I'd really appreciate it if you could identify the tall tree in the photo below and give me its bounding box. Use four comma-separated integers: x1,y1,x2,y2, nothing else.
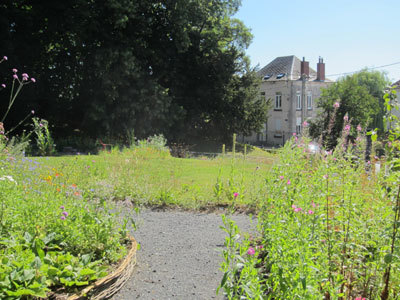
309,71,384,148
0,0,267,144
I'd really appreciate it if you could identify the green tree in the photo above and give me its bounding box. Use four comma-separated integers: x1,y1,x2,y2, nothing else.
310,71,382,149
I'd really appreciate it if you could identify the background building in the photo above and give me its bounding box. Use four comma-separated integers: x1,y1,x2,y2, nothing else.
241,55,333,146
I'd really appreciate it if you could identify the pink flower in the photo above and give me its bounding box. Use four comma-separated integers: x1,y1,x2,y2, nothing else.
294,207,302,212
355,297,366,300
1,84,5,88
357,124,362,131
323,174,328,179
311,201,316,208
12,68,17,73
13,74,18,80
22,73,29,78
3,56,7,61
292,204,297,209
287,180,291,185
279,176,284,180
303,121,309,127
39,123,43,127
333,102,340,108
60,216,66,220
344,124,351,131
247,247,255,255
343,115,349,122
60,205,65,210
293,132,296,136
256,245,263,249
333,157,337,161
233,192,239,198
308,210,314,215
31,78,36,83
31,110,35,114
62,211,68,217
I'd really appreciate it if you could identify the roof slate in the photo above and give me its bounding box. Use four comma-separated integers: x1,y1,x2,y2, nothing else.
257,55,322,81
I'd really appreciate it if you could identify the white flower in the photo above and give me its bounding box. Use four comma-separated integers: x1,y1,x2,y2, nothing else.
0,175,17,184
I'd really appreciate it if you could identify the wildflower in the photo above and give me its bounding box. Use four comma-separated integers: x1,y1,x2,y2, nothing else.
247,247,255,255
3,56,7,60
0,175,17,184
294,207,302,212
303,120,309,127
13,74,18,80
1,84,5,88
256,245,263,249
60,205,65,210
308,209,314,215
323,174,328,179
62,211,68,217
12,68,17,73
333,102,340,108
357,124,362,131
233,192,239,198
311,201,316,208
31,78,36,83
292,204,297,209
343,115,348,121
279,175,284,180
31,110,35,114
287,180,291,185
293,132,296,136
344,124,351,131
355,297,366,300
22,73,29,81
60,216,66,220
39,123,43,127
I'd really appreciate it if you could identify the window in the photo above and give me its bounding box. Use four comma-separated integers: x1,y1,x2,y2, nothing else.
275,93,282,109
307,93,312,109
275,119,281,131
296,93,301,110
296,117,301,134
276,73,286,79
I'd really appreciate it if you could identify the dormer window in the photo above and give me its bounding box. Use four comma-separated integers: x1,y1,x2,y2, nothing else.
276,73,286,79
263,74,272,80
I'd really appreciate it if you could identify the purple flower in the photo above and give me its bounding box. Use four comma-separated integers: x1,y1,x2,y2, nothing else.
344,124,351,131
62,211,68,217
13,74,18,80
1,84,5,88
39,123,43,127
3,56,7,61
12,68,17,73
247,247,255,255
60,205,65,210
31,78,36,83
22,73,29,78
60,216,66,220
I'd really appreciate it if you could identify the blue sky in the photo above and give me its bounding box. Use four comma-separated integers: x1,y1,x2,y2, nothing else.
235,0,400,82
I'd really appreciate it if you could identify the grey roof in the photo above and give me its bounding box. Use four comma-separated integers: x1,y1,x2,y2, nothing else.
257,55,322,81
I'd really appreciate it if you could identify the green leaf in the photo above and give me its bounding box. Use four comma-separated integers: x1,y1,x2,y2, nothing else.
384,253,393,264
31,256,42,269
23,269,35,282
78,268,96,277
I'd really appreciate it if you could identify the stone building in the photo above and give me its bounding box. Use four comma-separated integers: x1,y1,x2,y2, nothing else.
241,55,333,146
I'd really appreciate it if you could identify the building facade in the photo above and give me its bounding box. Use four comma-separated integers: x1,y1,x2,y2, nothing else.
241,55,333,146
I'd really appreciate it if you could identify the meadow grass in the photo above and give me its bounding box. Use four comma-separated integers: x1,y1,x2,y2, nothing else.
38,146,276,211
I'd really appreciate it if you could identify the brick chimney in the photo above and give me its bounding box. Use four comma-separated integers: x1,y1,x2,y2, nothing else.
300,57,309,77
317,57,325,81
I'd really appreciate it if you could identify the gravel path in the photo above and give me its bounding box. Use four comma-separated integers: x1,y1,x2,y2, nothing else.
112,209,257,300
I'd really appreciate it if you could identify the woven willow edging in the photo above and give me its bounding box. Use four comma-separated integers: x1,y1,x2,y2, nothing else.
50,235,137,300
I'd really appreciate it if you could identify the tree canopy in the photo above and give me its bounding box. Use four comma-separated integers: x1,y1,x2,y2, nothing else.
309,70,389,149
0,0,267,144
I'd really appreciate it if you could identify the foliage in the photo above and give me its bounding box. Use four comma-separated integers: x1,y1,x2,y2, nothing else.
219,133,400,299
32,117,56,156
310,70,387,149
0,150,134,298
0,0,266,143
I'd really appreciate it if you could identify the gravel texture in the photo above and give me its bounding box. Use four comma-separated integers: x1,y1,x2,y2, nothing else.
112,209,257,300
